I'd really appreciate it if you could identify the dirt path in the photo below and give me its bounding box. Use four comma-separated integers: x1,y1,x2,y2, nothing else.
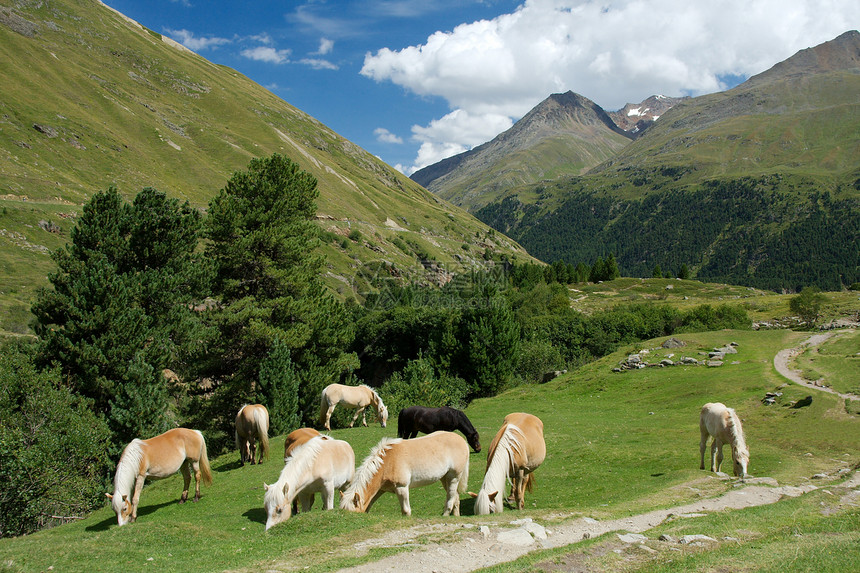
773,331,860,401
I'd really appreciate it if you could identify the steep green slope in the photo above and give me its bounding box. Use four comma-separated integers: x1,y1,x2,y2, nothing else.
475,31,860,291
0,0,532,333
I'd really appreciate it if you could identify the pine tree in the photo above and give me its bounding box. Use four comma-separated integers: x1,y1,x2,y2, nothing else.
205,154,357,423
32,187,209,443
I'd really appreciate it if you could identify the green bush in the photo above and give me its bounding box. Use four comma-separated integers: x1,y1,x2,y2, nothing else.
0,342,112,537
515,339,565,384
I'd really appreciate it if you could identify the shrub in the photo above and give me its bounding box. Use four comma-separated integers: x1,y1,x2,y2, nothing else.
382,356,468,419
0,342,112,536
516,339,565,384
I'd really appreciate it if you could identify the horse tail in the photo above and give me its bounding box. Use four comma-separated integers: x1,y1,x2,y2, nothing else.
256,406,270,461
235,404,246,455
397,408,409,439
319,388,329,426
198,432,213,486
458,458,470,495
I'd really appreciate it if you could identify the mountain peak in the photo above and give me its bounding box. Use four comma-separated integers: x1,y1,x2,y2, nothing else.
744,29,860,87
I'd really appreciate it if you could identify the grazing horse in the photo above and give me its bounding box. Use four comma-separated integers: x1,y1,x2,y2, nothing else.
319,383,388,431
471,413,545,514
235,404,270,466
263,435,355,530
398,406,481,452
283,427,322,462
107,428,213,526
283,427,324,514
700,402,749,478
341,431,469,516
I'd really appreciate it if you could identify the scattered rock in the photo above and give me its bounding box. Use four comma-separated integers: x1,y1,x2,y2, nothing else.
679,534,717,545
617,533,648,544
662,337,686,348
541,370,567,383
33,123,58,137
496,527,535,546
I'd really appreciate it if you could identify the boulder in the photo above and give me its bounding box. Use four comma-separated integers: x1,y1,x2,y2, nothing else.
662,337,686,349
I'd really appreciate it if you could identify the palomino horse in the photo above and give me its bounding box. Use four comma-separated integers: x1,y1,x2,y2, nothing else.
398,405,481,452
107,427,213,526
283,427,323,514
471,413,545,514
341,431,469,516
319,383,388,431
235,404,270,466
263,435,355,530
283,427,321,462
700,402,749,477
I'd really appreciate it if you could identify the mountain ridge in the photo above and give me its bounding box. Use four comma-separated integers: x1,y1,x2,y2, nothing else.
411,90,637,210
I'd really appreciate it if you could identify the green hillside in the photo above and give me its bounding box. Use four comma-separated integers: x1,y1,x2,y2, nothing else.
0,0,532,334
471,32,860,292
0,326,857,572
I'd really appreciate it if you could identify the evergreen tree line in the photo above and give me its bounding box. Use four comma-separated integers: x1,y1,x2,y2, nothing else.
0,154,748,536
475,176,860,292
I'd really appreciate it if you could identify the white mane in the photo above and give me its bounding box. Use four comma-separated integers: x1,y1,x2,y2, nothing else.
341,437,401,508
361,385,384,407
726,408,748,458
112,439,144,512
476,424,524,513
265,435,326,509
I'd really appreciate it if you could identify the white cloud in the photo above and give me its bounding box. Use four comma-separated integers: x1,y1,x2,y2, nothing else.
166,29,231,52
374,128,404,144
241,46,292,64
314,37,335,55
361,0,860,170
299,58,338,70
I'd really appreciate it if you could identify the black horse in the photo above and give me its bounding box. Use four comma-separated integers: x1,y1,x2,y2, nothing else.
397,406,481,452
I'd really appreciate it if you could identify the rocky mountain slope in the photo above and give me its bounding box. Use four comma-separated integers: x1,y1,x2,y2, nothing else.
0,0,532,333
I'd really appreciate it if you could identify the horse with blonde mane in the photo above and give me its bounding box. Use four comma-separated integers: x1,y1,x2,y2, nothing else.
235,404,270,466
263,435,354,530
107,428,213,526
319,383,388,431
283,427,323,514
700,402,749,478
341,431,469,516
470,413,545,515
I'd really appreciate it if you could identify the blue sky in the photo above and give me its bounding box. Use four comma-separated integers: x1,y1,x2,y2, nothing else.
101,1,859,175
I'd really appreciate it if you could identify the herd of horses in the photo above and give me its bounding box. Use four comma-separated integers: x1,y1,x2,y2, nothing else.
108,382,749,530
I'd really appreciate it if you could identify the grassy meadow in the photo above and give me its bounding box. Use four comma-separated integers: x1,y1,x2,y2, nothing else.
1,327,858,572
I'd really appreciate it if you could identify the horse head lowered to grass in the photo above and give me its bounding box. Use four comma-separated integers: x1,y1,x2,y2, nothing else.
341,431,469,516
700,402,749,478
397,405,481,452
263,434,354,530
319,383,388,431
106,427,213,526
471,412,545,514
